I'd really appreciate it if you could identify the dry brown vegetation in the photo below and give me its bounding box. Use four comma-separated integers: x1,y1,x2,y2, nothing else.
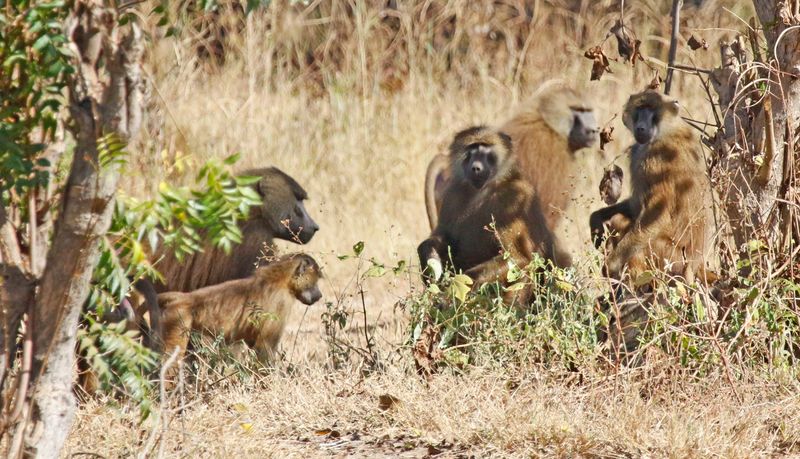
65,0,800,456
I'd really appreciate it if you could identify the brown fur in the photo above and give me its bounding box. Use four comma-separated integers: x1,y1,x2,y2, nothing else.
127,168,318,352
591,90,714,282
498,88,598,266
423,88,598,266
158,253,323,370
152,167,318,293
418,126,538,301
424,153,451,230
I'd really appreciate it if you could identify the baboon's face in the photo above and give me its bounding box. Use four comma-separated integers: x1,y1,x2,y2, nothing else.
277,199,319,244
461,144,498,190
568,109,599,151
290,255,323,305
631,106,659,145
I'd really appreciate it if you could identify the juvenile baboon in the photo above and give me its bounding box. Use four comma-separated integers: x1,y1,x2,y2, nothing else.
423,87,599,266
152,167,319,293
589,90,714,282
418,126,539,293
158,253,323,368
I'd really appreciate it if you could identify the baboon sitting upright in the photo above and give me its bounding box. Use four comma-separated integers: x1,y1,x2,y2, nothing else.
418,126,539,299
589,90,714,283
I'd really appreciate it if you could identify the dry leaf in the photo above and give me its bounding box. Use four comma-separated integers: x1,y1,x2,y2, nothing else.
378,393,400,411
599,125,614,151
687,34,708,51
584,46,612,81
609,20,643,65
413,324,443,378
599,165,624,205
648,73,662,91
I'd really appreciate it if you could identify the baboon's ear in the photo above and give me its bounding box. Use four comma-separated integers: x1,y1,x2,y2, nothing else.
498,131,513,152
294,255,312,274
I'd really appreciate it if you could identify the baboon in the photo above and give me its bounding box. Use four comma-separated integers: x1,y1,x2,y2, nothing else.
424,87,599,266
589,90,714,282
418,126,538,294
127,167,318,352
158,253,323,368
424,153,451,230
153,167,319,293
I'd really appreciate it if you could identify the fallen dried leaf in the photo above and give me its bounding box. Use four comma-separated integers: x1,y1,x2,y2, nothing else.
413,324,443,378
378,393,400,411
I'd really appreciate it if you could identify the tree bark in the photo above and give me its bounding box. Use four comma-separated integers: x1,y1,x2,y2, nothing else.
712,1,800,248
18,2,144,457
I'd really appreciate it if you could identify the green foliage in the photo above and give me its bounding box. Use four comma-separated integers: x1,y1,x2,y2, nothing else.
78,318,158,420
405,254,601,372
85,153,262,409
0,1,72,195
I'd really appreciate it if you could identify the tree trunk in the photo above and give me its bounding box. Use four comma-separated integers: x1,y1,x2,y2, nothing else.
18,2,144,457
713,1,800,249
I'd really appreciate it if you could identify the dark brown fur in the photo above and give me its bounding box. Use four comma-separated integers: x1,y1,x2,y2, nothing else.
130,168,318,351
158,253,323,370
590,90,714,282
418,126,538,300
152,167,318,293
423,88,598,267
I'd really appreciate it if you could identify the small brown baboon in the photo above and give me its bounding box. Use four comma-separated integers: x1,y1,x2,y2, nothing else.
589,90,714,282
158,253,323,368
423,87,599,266
418,126,538,294
125,167,318,352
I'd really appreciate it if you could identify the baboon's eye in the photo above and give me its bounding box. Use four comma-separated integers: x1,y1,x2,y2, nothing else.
487,154,497,166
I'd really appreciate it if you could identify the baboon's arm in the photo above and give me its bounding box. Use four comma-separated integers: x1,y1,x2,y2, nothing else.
589,199,636,249
417,233,448,283
464,221,534,286
604,195,672,279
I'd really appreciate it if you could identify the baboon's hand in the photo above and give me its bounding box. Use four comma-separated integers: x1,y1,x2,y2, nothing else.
425,258,443,283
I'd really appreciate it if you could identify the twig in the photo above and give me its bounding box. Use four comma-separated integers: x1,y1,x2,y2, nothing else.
664,0,683,95
671,63,712,74
359,285,373,357
139,347,180,459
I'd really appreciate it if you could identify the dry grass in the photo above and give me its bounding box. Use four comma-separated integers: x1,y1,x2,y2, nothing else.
65,1,800,457
69,364,800,457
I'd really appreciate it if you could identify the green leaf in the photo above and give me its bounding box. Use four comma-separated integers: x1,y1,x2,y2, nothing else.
352,241,365,257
